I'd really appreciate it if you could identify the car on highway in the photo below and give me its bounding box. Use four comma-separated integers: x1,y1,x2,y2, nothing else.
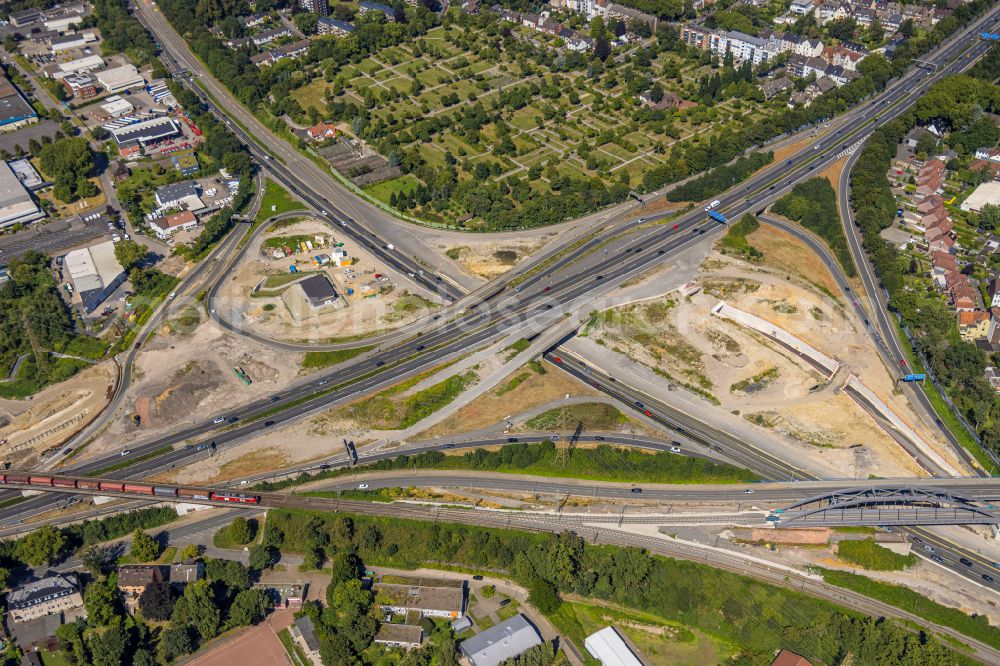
595,436,605,441
358,484,369,490
923,545,935,553
376,360,385,366
634,401,644,408
630,487,642,494
318,379,328,386
416,345,425,351
669,446,681,453
213,417,225,424
507,437,519,443
984,574,995,583
443,444,455,449
596,275,603,280
960,557,974,567
196,444,207,451
121,449,132,456
643,409,652,416
228,416,239,423
169,292,176,299
744,489,753,494
269,396,281,402
264,420,276,427
931,555,944,563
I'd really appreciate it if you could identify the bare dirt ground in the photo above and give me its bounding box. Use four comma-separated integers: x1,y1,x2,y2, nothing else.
442,237,550,279
79,318,304,462
581,225,949,479
419,362,604,438
0,362,115,467
214,217,438,343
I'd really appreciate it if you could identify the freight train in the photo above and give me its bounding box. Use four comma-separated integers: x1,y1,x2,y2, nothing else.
0,474,260,504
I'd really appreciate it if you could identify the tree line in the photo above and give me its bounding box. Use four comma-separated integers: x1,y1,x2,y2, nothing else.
772,177,858,277
266,509,969,665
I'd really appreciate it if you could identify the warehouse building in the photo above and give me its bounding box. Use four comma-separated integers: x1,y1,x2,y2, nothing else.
99,95,134,118
64,240,127,312
10,7,43,27
460,614,543,666
49,31,97,53
55,54,106,77
584,626,644,666
108,116,181,155
0,76,38,133
96,64,145,93
0,161,44,229
148,210,198,239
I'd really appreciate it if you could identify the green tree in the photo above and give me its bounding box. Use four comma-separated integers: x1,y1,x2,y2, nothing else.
138,580,177,621
172,579,221,640
38,137,97,203
113,240,148,271
181,543,202,561
130,528,160,562
84,579,120,626
16,524,66,566
81,545,115,576
204,558,251,590
979,203,1000,231
226,588,271,628
157,626,193,663
248,544,278,571
293,11,318,34
87,625,129,666
0,566,9,590
228,516,254,545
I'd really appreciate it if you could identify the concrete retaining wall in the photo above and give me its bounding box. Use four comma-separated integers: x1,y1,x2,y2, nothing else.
711,301,840,378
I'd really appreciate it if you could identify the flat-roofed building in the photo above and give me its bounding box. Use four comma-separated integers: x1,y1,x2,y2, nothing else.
108,117,181,155
99,96,134,118
62,73,98,98
375,624,422,649
64,240,126,312
460,614,543,666
374,581,465,619
298,273,339,308
0,76,38,133
55,54,106,77
0,161,43,229
8,574,83,623
9,159,43,190
584,626,643,666
96,64,144,93
49,31,97,53
45,14,87,33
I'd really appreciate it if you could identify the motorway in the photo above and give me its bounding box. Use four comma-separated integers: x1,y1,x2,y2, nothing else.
3,0,992,550
3,0,999,642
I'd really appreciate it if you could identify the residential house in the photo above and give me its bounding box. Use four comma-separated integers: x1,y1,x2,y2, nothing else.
789,0,814,15
8,574,84,623
253,27,292,46
974,147,1000,164
815,2,848,24
958,310,991,341
763,76,793,99
307,122,338,141
681,24,713,50
169,562,204,585
984,366,1000,393
148,210,198,239
118,565,167,598
359,1,397,21
772,650,815,666
317,17,355,35
110,161,130,182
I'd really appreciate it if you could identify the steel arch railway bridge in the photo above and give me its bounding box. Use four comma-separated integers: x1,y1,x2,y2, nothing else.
777,485,1000,527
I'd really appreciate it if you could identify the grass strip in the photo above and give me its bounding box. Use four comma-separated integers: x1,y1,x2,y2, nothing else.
819,568,1000,650
84,446,174,478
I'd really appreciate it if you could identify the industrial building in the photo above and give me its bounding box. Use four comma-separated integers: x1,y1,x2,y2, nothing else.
108,116,181,155
584,626,644,666
62,73,98,98
9,159,44,190
49,31,97,53
10,7,43,27
55,54,106,77
155,180,201,210
460,614,543,666
95,64,145,93
0,161,44,229
8,574,84,623
99,95,134,118
64,240,127,313
0,75,38,133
